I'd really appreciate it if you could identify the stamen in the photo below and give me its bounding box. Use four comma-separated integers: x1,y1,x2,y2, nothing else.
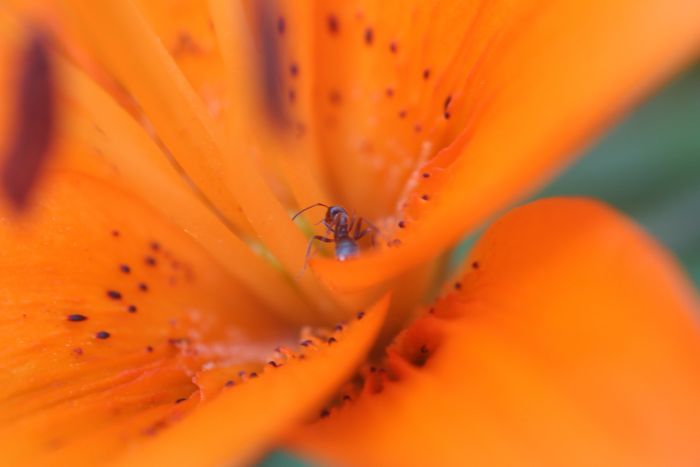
1,28,55,211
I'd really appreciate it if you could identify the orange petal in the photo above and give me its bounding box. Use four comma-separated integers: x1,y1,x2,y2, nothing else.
0,171,290,464
289,198,700,466
311,0,700,291
118,294,389,467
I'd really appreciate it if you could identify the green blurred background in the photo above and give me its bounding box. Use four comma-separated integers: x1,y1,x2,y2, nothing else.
257,63,700,466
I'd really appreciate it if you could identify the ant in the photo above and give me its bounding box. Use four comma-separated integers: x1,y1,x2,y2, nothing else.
292,203,378,267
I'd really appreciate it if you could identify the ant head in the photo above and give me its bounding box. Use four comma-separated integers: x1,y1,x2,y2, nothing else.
327,205,346,221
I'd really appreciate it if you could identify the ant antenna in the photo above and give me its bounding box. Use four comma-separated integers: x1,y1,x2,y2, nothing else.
292,202,329,221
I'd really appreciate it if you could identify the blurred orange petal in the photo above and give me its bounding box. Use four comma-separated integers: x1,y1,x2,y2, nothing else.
0,171,289,464
289,198,700,466
312,0,700,291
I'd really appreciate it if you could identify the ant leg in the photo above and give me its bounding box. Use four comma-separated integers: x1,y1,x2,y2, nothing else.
301,235,334,273
353,217,379,246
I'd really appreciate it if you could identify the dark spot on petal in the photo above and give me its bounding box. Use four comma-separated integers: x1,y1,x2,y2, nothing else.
288,89,296,103
289,62,299,77
420,345,429,354
398,110,406,119
389,41,398,53
249,372,259,378
146,345,154,353
149,241,160,252
1,29,56,211
398,221,406,228
268,360,280,368
224,380,235,387
422,172,430,178
72,347,83,356
472,261,480,269
327,337,337,345
414,124,422,133
369,366,377,373
364,28,373,45
320,409,330,418
175,398,187,404
127,304,137,313
356,311,365,320
277,16,286,35
421,194,430,201
95,331,111,339
111,230,120,237
328,90,342,105
454,282,462,290
334,323,344,331
422,68,431,80
342,394,351,401
327,15,339,34
107,290,122,300
443,95,452,119
429,307,435,314
119,264,131,274
385,87,394,98
300,339,313,347
145,256,157,267
67,314,87,322
138,282,149,292
255,1,289,129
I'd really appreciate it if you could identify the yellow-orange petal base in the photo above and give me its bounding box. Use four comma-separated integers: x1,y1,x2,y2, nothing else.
288,198,700,467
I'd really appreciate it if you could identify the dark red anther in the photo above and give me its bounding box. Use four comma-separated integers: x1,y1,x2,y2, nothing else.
1,29,56,211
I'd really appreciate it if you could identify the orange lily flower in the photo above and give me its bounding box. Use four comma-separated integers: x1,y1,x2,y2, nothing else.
1,0,700,466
